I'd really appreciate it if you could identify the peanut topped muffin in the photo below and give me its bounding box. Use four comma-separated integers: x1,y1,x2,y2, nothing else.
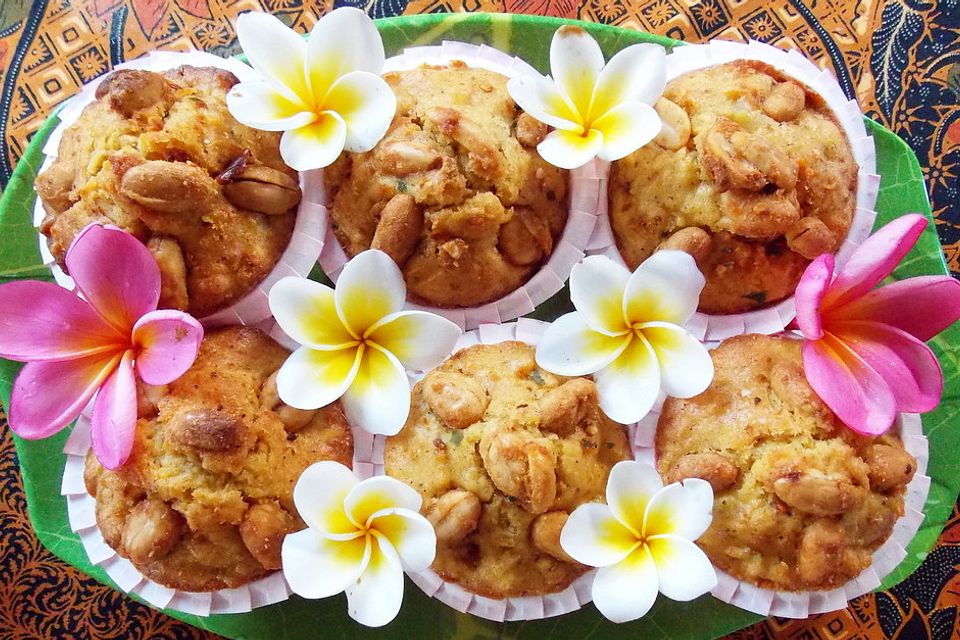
656,335,915,591
326,62,568,308
83,326,353,591
36,66,300,317
610,60,857,314
385,341,630,598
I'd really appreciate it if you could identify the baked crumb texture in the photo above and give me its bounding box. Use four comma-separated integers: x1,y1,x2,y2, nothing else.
83,326,353,591
656,335,916,592
385,341,631,598
610,60,857,314
326,63,569,308
36,66,299,318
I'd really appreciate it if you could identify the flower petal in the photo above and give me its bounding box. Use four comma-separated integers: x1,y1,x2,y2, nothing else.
269,277,358,349
647,534,717,601
345,532,405,627
831,275,960,342
236,11,310,105
345,475,423,528
590,43,666,119
90,350,137,470
643,478,713,540
66,224,160,334
307,7,385,100
592,545,660,623
9,352,121,440
369,508,436,571
506,74,582,131
537,128,603,170
794,253,834,340
336,250,407,337
605,460,665,534
226,80,315,131
280,113,348,171
624,250,704,326
560,502,639,568
324,71,397,153
293,461,360,538
282,527,370,599
823,213,927,310
550,25,605,119
341,345,410,436
802,335,897,435
833,320,943,413
593,333,660,424
593,101,661,162
639,322,712,398
367,311,461,371
0,280,123,361
535,312,631,377
569,255,631,336
131,310,203,385
276,346,362,410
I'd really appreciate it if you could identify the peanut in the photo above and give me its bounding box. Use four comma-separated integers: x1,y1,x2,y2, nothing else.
422,371,489,429
426,490,482,544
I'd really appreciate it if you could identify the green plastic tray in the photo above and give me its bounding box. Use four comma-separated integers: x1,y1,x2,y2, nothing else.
1,12,957,640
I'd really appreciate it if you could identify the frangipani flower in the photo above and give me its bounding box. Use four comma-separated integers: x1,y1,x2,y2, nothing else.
283,461,436,627
269,250,461,435
0,224,203,469
507,26,665,169
795,213,960,435
536,251,713,424
561,461,716,623
226,8,396,170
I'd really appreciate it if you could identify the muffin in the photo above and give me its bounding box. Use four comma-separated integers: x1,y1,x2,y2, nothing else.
36,66,301,318
325,62,568,308
83,326,353,591
384,341,630,598
609,60,857,314
656,334,915,591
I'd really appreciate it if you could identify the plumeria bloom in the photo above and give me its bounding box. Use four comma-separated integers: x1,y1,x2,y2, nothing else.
507,26,665,169
269,250,461,435
283,461,436,627
795,213,960,435
226,8,396,170
561,461,716,623
536,251,713,424
0,224,203,469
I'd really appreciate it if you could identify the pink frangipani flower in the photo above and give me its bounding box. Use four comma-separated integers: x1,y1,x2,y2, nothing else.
795,214,960,435
0,224,203,469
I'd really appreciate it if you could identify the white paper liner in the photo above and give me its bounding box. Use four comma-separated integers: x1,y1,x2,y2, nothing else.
32,49,325,327
634,377,931,619
317,42,604,330
60,411,293,615
587,39,880,341
351,317,643,621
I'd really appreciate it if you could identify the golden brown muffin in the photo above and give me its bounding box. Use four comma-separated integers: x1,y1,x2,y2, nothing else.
656,335,915,591
384,341,630,598
610,60,857,314
326,62,568,308
36,66,300,318
83,326,353,591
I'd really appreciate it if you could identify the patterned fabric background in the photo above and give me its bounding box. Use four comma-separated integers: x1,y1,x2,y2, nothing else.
0,1,958,638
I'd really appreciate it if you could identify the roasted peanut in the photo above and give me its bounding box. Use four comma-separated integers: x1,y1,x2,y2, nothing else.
239,502,292,570
653,98,691,150
864,444,916,492
531,511,575,562
480,431,557,514
539,379,597,437
668,452,739,492
422,371,489,429
657,227,713,264
379,140,443,175
371,193,423,266
122,498,184,564
135,381,169,419
762,81,806,122
261,371,317,433
147,237,189,311
170,409,244,451
426,489,482,544
719,190,800,240
798,519,846,587
516,112,550,147
773,471,863,516
95,69,172,117
699,118,797,192
785,216,836,259
222,164,301,215
35,162,76,214
498,207,554,267
120,160,218,214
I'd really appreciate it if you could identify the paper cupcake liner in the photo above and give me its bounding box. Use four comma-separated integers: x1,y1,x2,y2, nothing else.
633,380,930,619
317,42,604,330
351,317,642,621
587,39,880,341
59,412,292,615
33,49,325,327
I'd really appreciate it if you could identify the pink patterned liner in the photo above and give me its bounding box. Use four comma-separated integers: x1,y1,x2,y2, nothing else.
317,42,603,331
33,49,326,327
587,39,881,341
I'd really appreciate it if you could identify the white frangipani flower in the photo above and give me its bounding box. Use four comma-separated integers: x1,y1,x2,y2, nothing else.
268,250,461,435
282,462,437,627
226,8,397,170
561,461,717,623
507,25,666,169
535,251,713,424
